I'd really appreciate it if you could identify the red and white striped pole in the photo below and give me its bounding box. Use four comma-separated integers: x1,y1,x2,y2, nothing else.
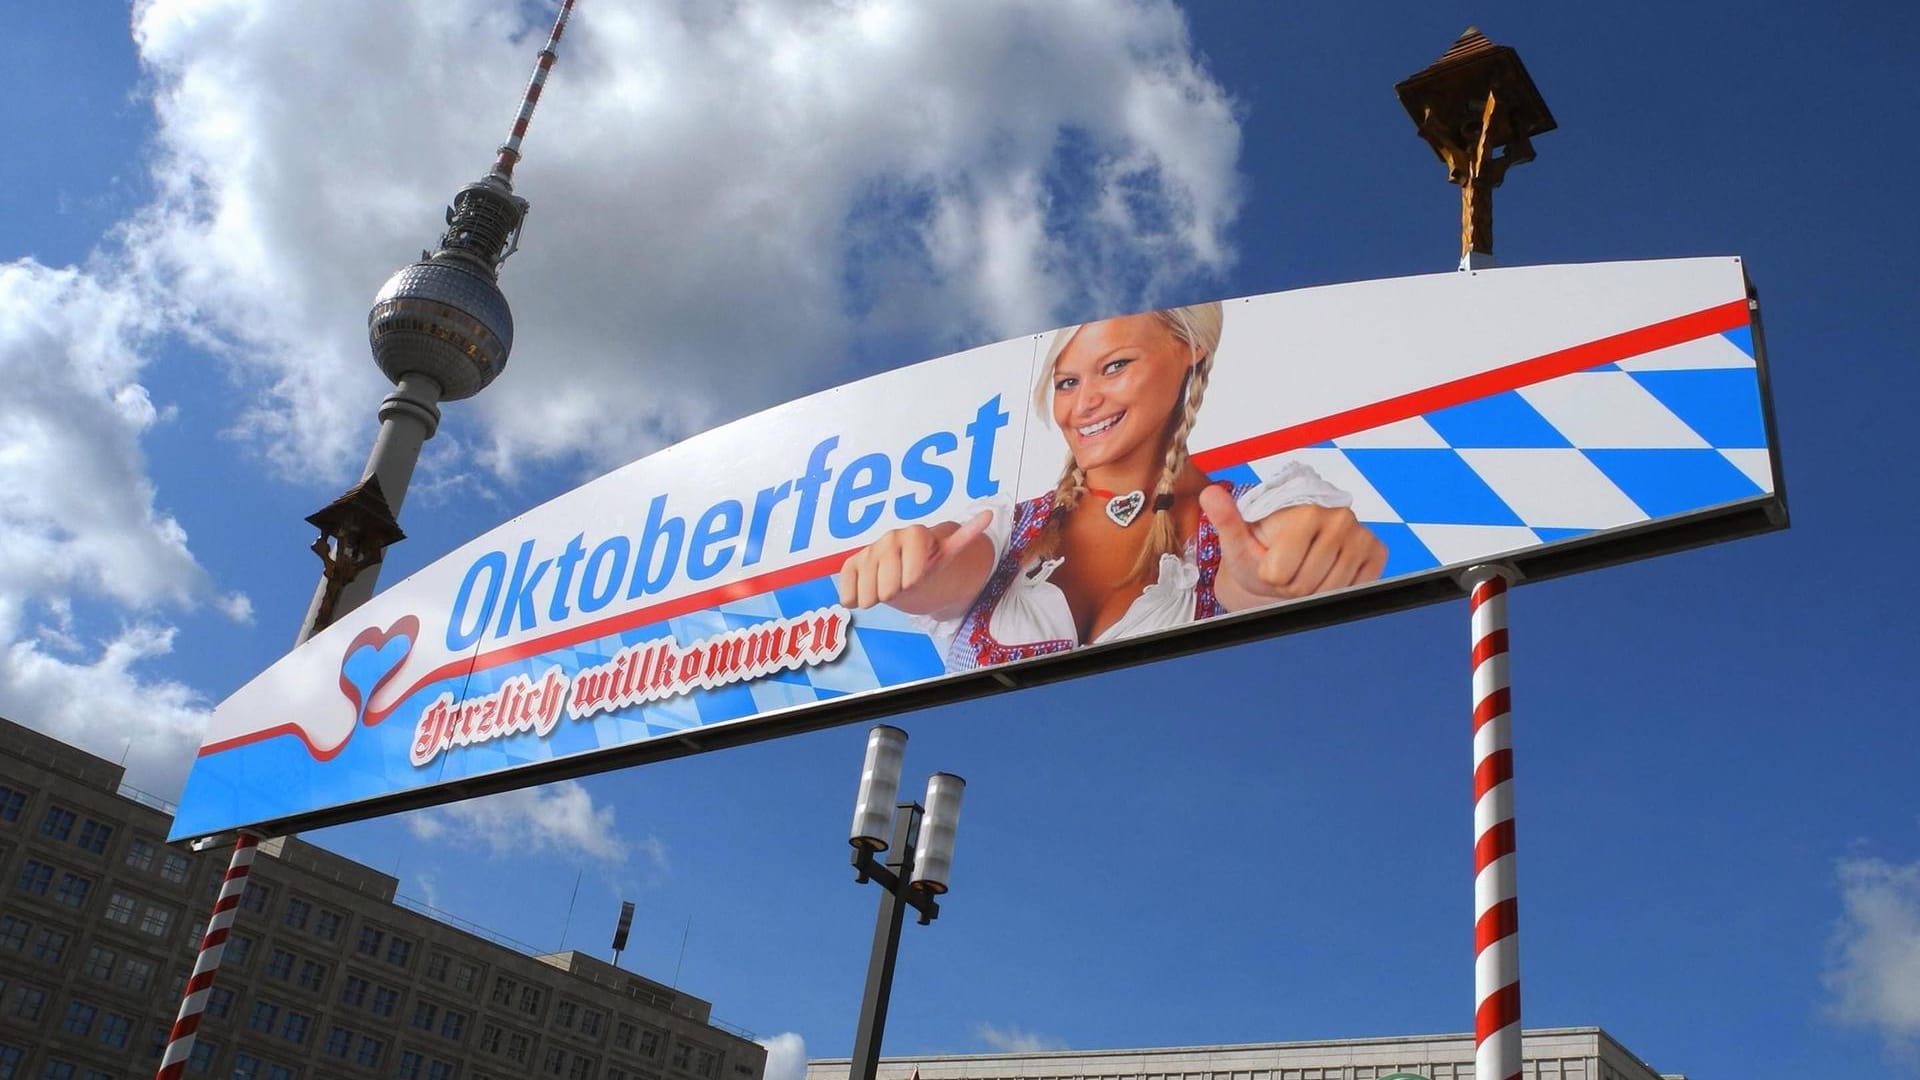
155,832,259,1080
1467,565,1521,1080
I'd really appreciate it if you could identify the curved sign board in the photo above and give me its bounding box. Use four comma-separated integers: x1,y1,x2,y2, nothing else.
173,257,1785,840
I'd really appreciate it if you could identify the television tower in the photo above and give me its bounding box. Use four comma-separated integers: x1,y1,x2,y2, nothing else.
297,0,577,645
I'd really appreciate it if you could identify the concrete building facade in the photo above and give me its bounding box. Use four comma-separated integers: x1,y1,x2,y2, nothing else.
0,717,767,1080
806,1029,1681,1080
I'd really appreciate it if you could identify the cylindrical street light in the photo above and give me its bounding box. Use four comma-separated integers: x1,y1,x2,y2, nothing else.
844,727,964,1080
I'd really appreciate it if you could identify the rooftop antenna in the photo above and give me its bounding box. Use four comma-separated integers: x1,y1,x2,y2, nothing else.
298,0,580,643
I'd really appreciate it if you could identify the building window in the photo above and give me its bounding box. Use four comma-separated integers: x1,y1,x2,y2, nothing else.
489,976,517,1007
0,1049,20,1080
387,936,413,968
75,819,114,854
55,872,91,907
9,985,47,1021
579,1010,603,1038
427,1061,456,1080
479,1024,503,1054
694,1049,716,1078
118,957,154,992
248,1001,280,1033
283,898,310,930
124,838,156,871
225,933,253,968
357,926,386,957
542,1048,567,1076
105,892,136,924
315,908,342,941
139,905,173,937
266,1067,294,1080
638,1030,660,1056
453,962,481,992
412,1001,437,1030
441,1010,467,1041
265,949,294,981
14,860,53,895
231,1054,261,1080
614,1022,635,1050
341,975,369,1007
0,784,26,821
426,953,450,982
506,1034,531,1066
61,1000,98,1035
671,1043,693,1069
0,916,27,951
81,944,115,979
280,1010,311,1044
188,1039,218,1074
372,986,400,1017
297,958,328,991
518,986,545,1017
39,1060,77,1080
356,1037,385,1068
29,927,69,965
39,806,76,841
239,880,272,915
97,1012,133,1049
556,1001,578,1028
207,986,235,1018
160,852,191,884
570,1055,596,1080
398,1052,424,1080
324,1027,353,1058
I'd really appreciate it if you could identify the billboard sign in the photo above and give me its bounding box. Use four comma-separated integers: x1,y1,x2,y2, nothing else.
172,257,1784,840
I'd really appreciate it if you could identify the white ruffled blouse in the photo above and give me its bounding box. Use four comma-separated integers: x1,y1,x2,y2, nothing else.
917,460,1352,671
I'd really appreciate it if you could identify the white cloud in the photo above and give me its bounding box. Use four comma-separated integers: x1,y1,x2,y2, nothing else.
2,621,212,801
405,780,646,865
1827,855,1920,1061
0,258,247,797
123,0,1243,482
974,1023,1069,1053
758,1032,808,1080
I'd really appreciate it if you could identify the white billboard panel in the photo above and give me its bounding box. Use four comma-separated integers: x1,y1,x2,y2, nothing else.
172,257,1783,840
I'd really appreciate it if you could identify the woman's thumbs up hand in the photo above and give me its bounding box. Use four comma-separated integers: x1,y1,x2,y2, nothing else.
835,510,996,615
1198,485,1388,611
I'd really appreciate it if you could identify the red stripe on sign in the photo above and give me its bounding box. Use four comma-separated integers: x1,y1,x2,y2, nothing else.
1474,897,1519,952
1191,299,1748,471
1472,628,1508,668
1474,749,1513,800
1472,688,1511,733
1474,819,1516,872
1475,982,1522,1042
201,299,1746,761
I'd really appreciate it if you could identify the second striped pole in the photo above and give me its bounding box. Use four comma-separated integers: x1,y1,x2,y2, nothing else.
1467,565,1521,1080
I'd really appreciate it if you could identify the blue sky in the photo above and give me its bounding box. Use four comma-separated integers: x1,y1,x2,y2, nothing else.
3,3,1917,1079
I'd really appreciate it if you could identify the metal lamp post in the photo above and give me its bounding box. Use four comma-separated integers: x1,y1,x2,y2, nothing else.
845,726,964,1080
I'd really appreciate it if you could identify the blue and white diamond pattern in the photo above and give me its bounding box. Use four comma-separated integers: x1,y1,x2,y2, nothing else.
1213,328,1771,577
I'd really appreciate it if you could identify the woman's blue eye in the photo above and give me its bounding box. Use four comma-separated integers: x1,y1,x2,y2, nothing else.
1102,358,1133,376
1055,376,1077,391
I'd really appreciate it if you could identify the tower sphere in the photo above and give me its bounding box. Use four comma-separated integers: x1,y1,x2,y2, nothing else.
367,259,514,401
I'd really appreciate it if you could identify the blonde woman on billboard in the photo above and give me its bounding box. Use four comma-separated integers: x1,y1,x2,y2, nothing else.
835,303,1387,672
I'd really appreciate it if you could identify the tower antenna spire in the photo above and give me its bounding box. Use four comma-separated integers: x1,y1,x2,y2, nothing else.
297,0,582,644
492,0,577,183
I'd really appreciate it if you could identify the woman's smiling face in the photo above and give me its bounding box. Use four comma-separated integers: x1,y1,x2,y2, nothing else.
1050,314,1194,477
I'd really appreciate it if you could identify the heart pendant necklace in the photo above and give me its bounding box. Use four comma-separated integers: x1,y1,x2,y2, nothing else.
1093,488,1147,527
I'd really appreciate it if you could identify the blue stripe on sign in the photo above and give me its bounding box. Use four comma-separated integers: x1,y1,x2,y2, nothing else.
1628,369,1767,448
1357,521,1441,578
692,681,759,725
1722,324,1755,357
849,625,946,686
1582,449,1763,519
772,576,841,618
1207,463,1261,487
1341,449,1526,526
1531,526,1593,544
1422,390,1572,449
